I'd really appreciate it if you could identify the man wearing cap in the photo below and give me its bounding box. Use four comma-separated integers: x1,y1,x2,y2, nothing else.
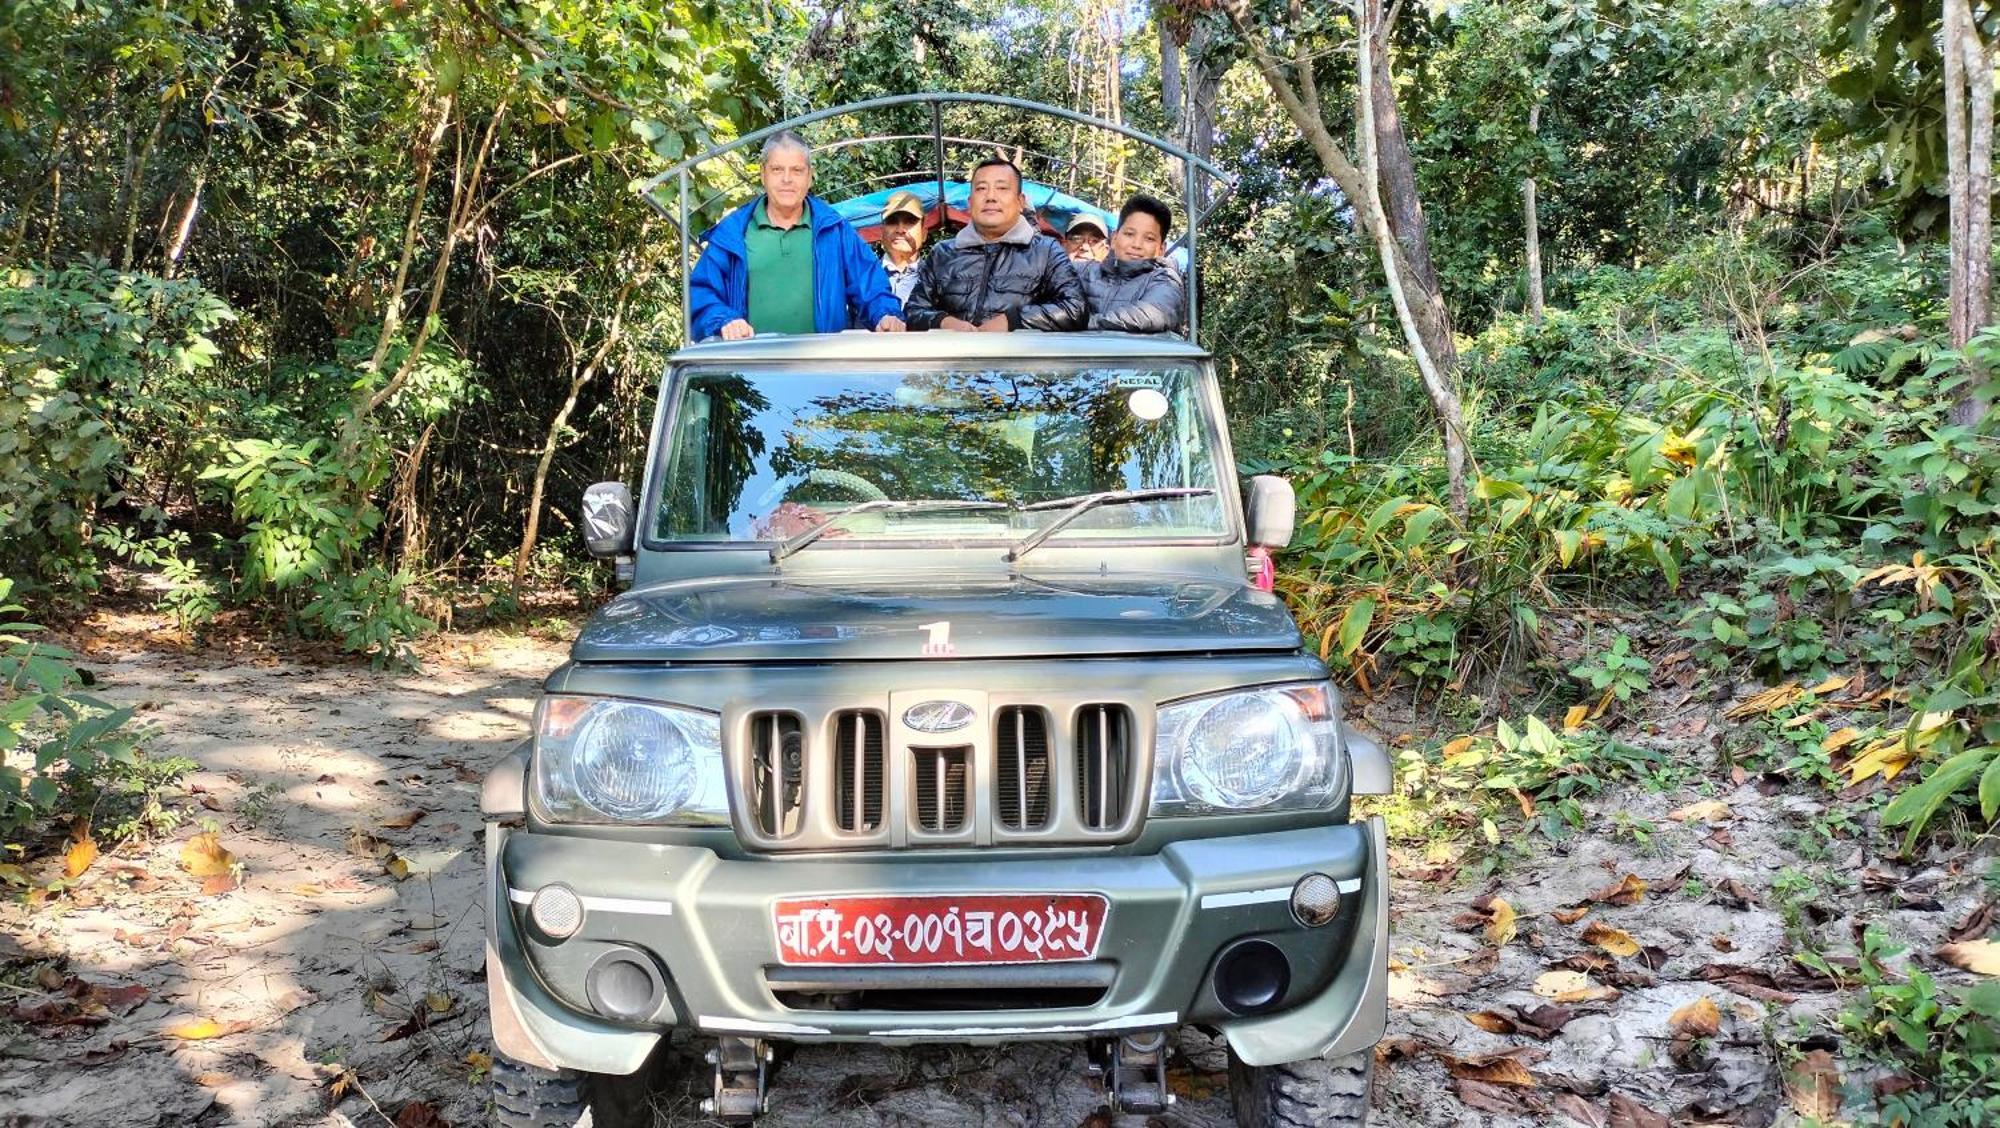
688,131,904,340
1076,193,1186,334
903,158,1085,333
1063,213,1110,263
878,190,928,305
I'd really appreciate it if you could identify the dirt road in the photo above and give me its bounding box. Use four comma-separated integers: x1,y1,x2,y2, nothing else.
1,621,1981,1126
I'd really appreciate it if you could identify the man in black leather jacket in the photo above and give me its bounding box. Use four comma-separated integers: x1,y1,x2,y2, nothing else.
903,159,1086,332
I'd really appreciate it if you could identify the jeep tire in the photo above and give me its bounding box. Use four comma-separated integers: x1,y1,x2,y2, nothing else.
1228,1048,1373,1127
491,1052,659,1128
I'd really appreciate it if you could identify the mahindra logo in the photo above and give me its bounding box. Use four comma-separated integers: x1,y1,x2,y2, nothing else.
903,700,975,734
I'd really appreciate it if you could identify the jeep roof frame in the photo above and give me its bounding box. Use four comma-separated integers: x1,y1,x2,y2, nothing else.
634,92,1234,345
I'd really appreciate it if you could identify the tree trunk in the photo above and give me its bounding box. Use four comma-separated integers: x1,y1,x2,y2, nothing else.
1221,0,1469,514
1159,16,1184,141
163,173,205,279
1945,0,1994,426
1365,0,1456,372
1523,101,1545,322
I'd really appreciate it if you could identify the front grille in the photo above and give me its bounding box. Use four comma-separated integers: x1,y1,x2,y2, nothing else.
912,746,970,833
748,712,804,837
995,707,1052,830
731,697,1145,849
833,711,885,832
1075,705,1133,829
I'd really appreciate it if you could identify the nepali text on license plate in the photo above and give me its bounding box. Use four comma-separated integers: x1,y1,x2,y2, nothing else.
772,893,1107,966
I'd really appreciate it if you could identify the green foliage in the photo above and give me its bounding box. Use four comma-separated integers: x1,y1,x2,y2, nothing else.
1569,634,1652,704
0,577,143,843
1836,926,2000,1127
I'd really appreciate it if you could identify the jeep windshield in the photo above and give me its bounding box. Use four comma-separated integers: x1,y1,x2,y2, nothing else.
649,362,1228,551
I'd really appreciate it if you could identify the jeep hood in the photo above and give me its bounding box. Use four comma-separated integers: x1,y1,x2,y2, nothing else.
569,573,1301,663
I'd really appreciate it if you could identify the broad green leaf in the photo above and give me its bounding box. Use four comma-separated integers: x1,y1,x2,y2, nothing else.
1338,598,1376,658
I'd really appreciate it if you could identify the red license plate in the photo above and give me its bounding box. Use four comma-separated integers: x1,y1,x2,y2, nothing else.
773,893,1107,966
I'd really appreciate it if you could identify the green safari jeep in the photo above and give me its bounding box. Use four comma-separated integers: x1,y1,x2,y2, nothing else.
478,96,1390,1127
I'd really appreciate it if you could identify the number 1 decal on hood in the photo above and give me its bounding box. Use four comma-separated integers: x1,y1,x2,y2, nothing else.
919,621,956,657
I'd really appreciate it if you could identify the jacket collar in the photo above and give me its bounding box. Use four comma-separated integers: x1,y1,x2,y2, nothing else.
953,216,1037,248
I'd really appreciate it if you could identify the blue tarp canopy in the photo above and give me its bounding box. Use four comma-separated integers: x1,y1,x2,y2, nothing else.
834,180,1117,243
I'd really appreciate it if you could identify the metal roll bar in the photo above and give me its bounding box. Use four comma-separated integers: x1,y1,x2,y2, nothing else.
634,93,1234,345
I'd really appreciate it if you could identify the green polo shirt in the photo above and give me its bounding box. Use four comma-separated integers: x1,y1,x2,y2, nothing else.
745,200,816,335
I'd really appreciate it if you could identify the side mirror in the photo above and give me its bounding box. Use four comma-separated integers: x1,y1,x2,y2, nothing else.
1245,475,1296,549
582,482,635,558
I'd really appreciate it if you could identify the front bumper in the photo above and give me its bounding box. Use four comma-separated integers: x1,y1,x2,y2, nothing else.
484,817,1387,1074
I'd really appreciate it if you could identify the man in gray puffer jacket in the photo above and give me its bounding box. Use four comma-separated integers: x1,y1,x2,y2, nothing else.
1077,194,1185,334
904,158,1086,332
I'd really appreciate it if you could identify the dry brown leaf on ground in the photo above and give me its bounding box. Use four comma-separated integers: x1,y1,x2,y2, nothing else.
1937,939,2000,976
380,810,427,831
1466,1011,1517,1034
1724,682,1801,719
392,1100,451,1128
1783,1049,1840,1119
64,836,98,879
1550,906,1592,925
77,1040,130,1068
1448,1056,1538,1087
1806,673,1853,696
1668,997,1721,1039
1552,1093,1607,1128
384,854,413,881
1581,921,1640,958
1666,800,1731,824
1486,897,1519,946
345,830,393,860
1581,873,1647,907
1534,970,1619,1004
1605,1093,1670,1128
199,873,239,896
179,832,235,878
165,1016,252,1041
1820,726,1864,753
1563,705,1590,732
1949,901,1997,942
1452,1078,1543,1117
1716,878,1760,908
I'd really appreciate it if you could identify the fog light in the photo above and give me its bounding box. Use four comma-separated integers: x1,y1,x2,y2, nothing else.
529,884,584,939
1213,939,1291,1015
586,950,666,1022
1291,872,1342,928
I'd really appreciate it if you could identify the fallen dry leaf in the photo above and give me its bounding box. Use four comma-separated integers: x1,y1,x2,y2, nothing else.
1534,970,1619,1004
1724,682,1801,719
1666,800,1731,824
1486,897,1519,946
1453,1077,1540,1117
1550,906,1592,925
1668,996,1721,1039
194,1072,233,1088
1448,1056,1538,1087
1606,1093,1669,1128
165,1017,251,1041
1716,878,1760,908
64,836,99,879
1582,873,1647,907
77,1040,130,1068
380,810,428,831
1937,939,2000,976
1711,934,1736,952
1553,1093,1607,1128
1783,1048,1841,1119
1806,673,1853,696
1949,901,1997,943
1563,705,1590,732
1581,921,1640,958
384,855,413,881
0,862,28,886
392,1100,450,1128
1466,1010,1517,1034
199,873,239,896
1820,726,1864,753
345,831,393,860
178,833,235,879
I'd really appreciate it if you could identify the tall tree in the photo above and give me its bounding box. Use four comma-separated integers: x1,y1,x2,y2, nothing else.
1943,0,1994,423
1220,0,1470,513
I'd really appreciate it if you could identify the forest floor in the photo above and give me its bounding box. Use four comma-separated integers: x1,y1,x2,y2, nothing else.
0,610,1992,1127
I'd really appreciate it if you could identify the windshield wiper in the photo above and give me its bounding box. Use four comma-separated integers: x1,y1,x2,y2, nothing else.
1004,488,1215,563
768,499,1008,564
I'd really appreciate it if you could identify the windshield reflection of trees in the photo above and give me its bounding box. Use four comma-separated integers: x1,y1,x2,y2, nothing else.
769,367,1195,504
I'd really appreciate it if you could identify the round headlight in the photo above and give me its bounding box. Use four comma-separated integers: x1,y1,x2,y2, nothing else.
1179,693,1311,809
573,702,698,819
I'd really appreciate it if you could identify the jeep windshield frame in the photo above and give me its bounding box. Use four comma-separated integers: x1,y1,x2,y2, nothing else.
638,358,1238,559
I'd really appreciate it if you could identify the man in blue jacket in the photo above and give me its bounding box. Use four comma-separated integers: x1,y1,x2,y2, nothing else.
689,131,904,340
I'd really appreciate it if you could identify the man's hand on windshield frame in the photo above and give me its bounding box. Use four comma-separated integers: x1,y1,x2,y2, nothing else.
720,319,754,341
875,314,906,332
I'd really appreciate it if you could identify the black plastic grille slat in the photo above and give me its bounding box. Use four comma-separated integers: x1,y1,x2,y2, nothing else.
749,713,804,837
913,747,970,832
834,712,884,832
995,708,1052,830
1074,705,1131,829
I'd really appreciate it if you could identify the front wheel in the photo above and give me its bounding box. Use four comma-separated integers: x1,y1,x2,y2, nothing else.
1228,1048,1373,1127
491,1051,660,1128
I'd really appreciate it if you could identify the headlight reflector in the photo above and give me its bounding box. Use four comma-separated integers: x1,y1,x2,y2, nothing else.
534,696,727,824
1150,683,1346,815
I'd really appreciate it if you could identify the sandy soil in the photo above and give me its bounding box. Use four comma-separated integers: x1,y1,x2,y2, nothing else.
1,618,1989,1127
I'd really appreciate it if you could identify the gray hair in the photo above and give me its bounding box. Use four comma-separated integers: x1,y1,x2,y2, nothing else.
761,130,811,164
